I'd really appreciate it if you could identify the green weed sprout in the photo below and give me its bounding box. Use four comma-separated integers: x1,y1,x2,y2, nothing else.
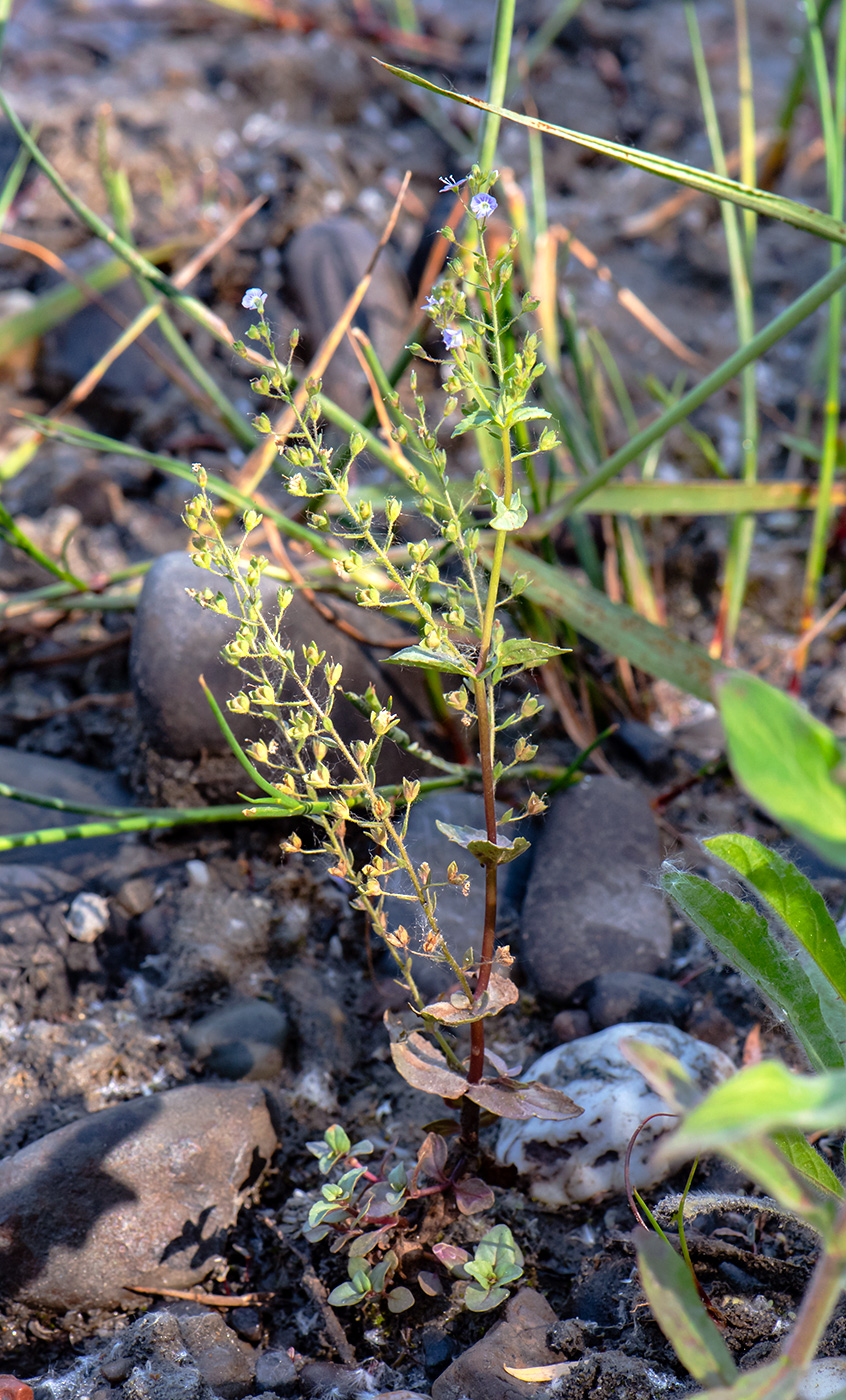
185,167,581,1164
629,671,846,1397
302,1125,510,1315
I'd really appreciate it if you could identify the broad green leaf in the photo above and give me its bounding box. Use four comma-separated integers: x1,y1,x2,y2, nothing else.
668,1060,846,1145
382,644,472,677
620,1038,705,1113
507,404,553,426
625,1045,841,1232
707,1134,838,1236
704,834,846,1061
661,865,845,1071
464,1282,509,1311
378,65,846,248
496,546,721,701
435,820,530,866
716,671,846,870
386,1286,414,1313
635,1227,737,1387
705,834,846,1002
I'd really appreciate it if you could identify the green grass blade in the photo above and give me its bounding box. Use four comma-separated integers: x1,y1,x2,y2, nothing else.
0,499,88,589
378,64,846,246
497,545,722,699
531,250,846,519
687,4,758,656
801,0,846,624
0,804,309,852
478,0,516,170
19,416,342,562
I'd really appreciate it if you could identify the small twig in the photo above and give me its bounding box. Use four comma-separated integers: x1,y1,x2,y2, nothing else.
122,1284,270,1307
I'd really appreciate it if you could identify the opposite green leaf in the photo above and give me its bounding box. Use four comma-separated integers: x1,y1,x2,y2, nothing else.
716,672,846,870
635,1227,737,1387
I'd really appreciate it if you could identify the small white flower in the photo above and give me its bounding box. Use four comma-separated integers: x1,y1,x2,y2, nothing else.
241,287,267,311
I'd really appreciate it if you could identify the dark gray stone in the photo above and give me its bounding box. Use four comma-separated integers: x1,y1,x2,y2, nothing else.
177,1313,255,1399
0,1083,277,1309
129,551,425,780
431,1289,560,1400
254,1350,297,1395
384,791,513,998
183,999,289,1080
519,777,672,1004
584,971,692,1029
0,746,135,871
613,720,672,775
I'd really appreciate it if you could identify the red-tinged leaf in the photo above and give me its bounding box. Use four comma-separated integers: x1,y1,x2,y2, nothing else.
418,1270,443,1297
421,972,519,1024
415,1131,448,1184
454,1176,496,1215
432,1242,470,1272
465,1077,583,1121
385,1013,468,1099
348,1226,395,1257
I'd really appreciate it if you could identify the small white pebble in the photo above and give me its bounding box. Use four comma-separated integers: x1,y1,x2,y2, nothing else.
66,892,110,943
798,1359,846,1399
185,859,210,886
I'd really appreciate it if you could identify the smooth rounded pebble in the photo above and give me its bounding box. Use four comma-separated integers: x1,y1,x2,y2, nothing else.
495,1022,734,1205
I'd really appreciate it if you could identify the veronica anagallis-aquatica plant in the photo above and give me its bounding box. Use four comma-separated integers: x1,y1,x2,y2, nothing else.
183,168,581,1164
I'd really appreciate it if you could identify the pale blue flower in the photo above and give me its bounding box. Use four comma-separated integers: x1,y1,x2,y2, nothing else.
443,327,463,351
421,293,439,315
241,287,267,311
439,174,467,192
470,193,497,223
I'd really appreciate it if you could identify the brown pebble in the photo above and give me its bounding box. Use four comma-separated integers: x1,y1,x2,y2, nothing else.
552,1008,591,1043
0,1377,35,1400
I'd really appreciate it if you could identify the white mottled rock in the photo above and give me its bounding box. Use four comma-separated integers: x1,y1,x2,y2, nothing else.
798,1359,846,1399
496,1023,734,1205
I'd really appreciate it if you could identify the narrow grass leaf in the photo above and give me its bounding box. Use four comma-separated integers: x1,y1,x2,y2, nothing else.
498,545,721,700
635,1227,737,1386
379,65,846,246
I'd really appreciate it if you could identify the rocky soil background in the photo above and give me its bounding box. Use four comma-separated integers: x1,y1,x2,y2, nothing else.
0,1,845,1398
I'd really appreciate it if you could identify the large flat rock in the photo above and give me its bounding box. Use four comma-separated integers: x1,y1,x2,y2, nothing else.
0,1083,277,1310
